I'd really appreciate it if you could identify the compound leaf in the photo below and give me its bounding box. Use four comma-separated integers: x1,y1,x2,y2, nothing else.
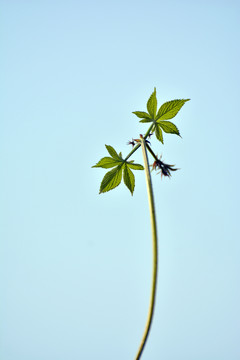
99,165,123,194
123,165,135,195
156,99,190,120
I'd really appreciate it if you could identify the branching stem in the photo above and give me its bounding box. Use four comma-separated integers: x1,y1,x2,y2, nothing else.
124,124,154,161
135,137,158,360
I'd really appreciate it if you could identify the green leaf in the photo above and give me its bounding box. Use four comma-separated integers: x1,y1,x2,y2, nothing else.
147,88,157,119
92,157,122,169
157,121,180,136
123,165,135,195
99,165,123,194
127,162,144,170
105,145,120,159
156,99,190,120
139,118,153,123
132,111,152,119
155,124,164,143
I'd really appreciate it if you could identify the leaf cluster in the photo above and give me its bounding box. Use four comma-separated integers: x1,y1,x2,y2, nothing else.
92,145,144,195
133,88,190,143
92,88,190,194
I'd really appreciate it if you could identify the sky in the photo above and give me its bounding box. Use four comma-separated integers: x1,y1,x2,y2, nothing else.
1,0,240,359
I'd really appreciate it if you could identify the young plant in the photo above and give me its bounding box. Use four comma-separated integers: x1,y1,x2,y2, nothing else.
92,88,190,359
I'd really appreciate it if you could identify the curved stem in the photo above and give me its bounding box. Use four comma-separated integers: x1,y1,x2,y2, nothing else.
135,138,158,360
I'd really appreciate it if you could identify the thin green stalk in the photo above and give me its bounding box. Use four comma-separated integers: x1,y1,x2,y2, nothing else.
125,143,141,161
135,138,158,360
143,123,155,140
146,143,158,161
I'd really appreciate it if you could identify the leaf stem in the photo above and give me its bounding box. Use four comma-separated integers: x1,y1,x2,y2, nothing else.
146,143,158,161
124,143,141,162
135,138,158,360
143,123,155,140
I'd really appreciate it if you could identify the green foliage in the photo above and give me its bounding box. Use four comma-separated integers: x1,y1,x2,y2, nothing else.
139,118,152,123
132,89,189,143
155,125,164,143
132,111,151,119
93,88,190,193
147,87,157,119
123,165,135,195
157,120,180,136
92,157,122,169
99,165,123,194
127,162,144,170
105,145,121,159
156,99,190,120
92,145,144,194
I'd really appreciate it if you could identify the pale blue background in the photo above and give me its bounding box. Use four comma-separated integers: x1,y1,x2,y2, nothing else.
1,1,240,359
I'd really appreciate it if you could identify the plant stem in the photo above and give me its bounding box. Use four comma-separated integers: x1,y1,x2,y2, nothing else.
135,138,158,360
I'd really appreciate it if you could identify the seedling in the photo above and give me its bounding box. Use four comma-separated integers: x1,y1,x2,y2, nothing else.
92,88,190,359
